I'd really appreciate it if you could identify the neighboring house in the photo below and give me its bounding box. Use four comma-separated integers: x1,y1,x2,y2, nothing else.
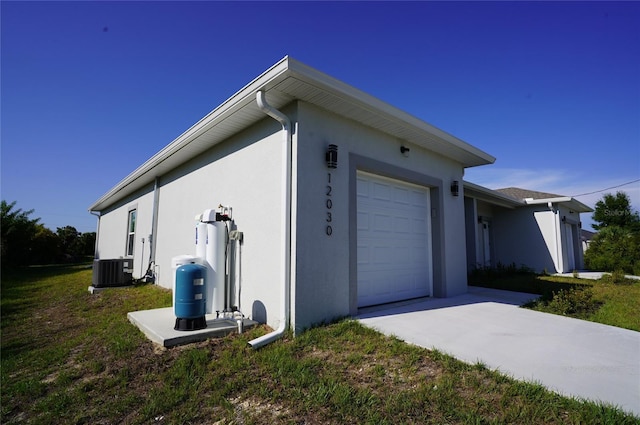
581,229,596,252
464,185,593,274
88,56,495,334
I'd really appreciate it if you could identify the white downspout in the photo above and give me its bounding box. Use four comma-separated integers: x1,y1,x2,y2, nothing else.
90,211,101,259
147,177,161,281
248,90,292,349
549,202,561,273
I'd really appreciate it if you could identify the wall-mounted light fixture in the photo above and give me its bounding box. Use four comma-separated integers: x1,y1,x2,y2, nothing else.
400,145,410,157
450,180,460,197
326,144,338,168
562,216,566,223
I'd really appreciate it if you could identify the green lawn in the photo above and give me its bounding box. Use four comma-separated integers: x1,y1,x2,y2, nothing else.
2,265,638,424
470,272,640,331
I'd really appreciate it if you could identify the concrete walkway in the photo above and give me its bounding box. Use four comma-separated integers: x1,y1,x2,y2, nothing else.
553,271,640,280
357,287,640,416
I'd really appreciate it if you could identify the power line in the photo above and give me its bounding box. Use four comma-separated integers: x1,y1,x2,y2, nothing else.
571,179,640,197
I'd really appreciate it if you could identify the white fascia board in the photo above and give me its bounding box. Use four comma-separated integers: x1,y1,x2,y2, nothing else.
286,58,496,167
525,197,593,213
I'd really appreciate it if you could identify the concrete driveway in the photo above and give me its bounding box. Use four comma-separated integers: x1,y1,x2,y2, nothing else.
357,286,640,416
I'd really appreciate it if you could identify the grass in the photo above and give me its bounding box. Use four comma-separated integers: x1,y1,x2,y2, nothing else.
2,265,639,424
470,269,640,331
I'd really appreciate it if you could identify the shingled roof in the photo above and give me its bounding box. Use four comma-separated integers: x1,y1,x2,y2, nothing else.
493,187,593,213
496,187,565,201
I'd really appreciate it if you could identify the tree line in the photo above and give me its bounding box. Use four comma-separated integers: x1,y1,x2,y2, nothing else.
1,200,96,268
2,193,638,274
584,191,640,275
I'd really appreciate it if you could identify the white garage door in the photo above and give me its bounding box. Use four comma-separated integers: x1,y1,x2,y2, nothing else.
357,171,432,307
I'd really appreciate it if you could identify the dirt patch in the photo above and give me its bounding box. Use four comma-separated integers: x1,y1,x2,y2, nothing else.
304,345,444,393
230,396,291,423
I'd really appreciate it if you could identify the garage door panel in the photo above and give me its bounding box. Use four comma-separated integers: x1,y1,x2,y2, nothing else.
395,246,411,265
412,218,427,232
373,182,392,201
357,178,370,197
394,187,411,205
357,171,432,307
411,190,428,207
373,246,393,264
373,214,393,233
395,216,411,233
357,212,369,231
357,245,370,265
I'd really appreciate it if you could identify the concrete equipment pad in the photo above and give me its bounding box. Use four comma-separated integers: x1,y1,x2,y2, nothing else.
358,286,640,416
128,307,258,348
88,285,135,294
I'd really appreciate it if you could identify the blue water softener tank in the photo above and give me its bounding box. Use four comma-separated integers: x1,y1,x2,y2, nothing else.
174,263,207,331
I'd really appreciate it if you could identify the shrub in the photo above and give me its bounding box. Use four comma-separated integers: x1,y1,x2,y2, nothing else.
599,270,634,285
611,269,627,284
584,226,639,274
469,263,535,283
538,287,601,318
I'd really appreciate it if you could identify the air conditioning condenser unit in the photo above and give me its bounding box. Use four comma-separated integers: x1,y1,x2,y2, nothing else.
92,259,133,287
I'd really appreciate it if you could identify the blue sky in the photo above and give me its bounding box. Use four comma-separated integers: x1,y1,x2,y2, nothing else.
2,1,639,233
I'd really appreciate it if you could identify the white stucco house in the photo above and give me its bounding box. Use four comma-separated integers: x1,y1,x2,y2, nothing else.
89,56,593,339
89,56,498,335
464,184,593,274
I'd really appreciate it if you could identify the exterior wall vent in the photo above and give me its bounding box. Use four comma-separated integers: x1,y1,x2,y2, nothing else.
92,259,133,287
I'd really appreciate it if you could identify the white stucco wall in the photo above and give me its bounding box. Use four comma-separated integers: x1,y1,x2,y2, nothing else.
154,119,288,329
556,205,584,272
492,205,559,273
534,210,561,272
464,197,478,273
292,102,467,332
96,100,472,333
96,185,155,279
467,200,587,274
96,117,290,330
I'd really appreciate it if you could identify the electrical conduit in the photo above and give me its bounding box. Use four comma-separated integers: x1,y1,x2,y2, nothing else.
248,90,292,349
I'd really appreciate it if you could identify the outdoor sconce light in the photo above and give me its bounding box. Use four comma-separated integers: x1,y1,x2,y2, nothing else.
562,216,567,223
450,180,460,197
326,144,338,169
400,145,410,156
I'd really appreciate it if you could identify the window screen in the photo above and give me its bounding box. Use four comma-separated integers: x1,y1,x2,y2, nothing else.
126,209,136,256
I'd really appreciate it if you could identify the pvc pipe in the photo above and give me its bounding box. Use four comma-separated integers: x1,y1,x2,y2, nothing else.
90,211,101,259
248,90,292,349
148,177,161,273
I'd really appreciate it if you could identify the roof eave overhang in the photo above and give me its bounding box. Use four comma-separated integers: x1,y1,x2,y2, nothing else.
524,197,593,213
90,56,495,212
88,58,293,212
462,181,524,209
284,58,496,168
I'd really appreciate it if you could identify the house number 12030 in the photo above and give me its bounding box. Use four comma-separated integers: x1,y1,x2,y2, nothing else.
326,172,333,236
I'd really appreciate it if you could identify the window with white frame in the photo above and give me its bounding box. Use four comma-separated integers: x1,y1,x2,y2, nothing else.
126,209,136,256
